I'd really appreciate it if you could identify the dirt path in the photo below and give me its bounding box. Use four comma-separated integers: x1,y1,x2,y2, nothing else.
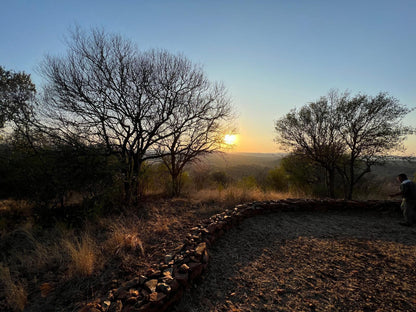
174,210,416,312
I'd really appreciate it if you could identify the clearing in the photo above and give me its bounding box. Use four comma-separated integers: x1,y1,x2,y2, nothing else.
175,209,416,312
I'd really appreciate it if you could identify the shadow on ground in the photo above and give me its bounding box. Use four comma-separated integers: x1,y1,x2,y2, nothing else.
174,210,416,312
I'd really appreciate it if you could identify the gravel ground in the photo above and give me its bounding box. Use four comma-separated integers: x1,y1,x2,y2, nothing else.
174,209,416,312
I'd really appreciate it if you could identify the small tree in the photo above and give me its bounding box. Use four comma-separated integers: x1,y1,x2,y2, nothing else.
274,94,345,197
280,153,329,196
156,73,232,196
335,92,412,199
275,90,412,199
0,66,36,143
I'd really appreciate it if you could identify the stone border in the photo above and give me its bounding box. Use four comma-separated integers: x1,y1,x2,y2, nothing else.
80,199,400,312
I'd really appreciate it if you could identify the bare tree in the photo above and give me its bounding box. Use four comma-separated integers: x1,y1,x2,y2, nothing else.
275,90,412,199
275,94,345,197
336,92,412,199
155,74,233,196
39,27,232,202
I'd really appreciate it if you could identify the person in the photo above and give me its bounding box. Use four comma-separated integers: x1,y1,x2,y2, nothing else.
390,173,416,226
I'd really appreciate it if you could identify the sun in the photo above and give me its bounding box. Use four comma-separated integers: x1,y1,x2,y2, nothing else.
224,134,237,145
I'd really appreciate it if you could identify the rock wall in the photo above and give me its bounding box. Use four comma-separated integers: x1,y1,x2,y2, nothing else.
80,199,401,312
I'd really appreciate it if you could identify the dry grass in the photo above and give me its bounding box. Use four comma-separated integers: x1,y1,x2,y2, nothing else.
104,216,145,256
0,264,27,312
0,200,32,214
0,187,304,311
63,232,98,277
191,187,306,207
0,200,33,233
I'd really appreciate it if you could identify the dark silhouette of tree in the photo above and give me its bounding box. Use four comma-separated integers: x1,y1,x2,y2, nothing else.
275,90,412,199
39,27,232,202
275,93,344,197
335,91,411,199
0,66,36,143
154,64,232,196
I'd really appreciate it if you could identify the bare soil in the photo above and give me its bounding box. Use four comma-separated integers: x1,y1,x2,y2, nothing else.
174,210,416,312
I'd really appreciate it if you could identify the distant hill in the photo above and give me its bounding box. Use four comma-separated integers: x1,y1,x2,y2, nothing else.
371,158,416,179
198,152,286,169
196,152,416,181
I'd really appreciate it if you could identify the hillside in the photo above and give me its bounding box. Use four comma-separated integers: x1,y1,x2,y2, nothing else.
199,152,285,169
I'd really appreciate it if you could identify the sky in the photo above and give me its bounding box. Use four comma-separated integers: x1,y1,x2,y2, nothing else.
2,0,416,154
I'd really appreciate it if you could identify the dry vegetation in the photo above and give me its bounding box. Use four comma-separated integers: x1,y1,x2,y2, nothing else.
1,184,412,312
0,188,292,311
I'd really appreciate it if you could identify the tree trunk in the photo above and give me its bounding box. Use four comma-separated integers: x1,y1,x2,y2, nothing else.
347,161,354,200
328,168,336,198
171,173,181,197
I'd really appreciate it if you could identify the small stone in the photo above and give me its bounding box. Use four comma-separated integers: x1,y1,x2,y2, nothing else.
179,263,189,273
164,254,174,263
102,300,111,310
149,291,166,303
144,279,158,293
146,268,161,278
156,282,171,294
161,271,174,283
129,289,139,297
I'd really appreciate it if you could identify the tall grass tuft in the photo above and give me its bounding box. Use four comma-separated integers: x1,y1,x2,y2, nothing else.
63,233,98,277
0,264,27,312
104,217,145,257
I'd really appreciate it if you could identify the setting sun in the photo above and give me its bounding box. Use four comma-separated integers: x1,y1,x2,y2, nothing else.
224,134,237,145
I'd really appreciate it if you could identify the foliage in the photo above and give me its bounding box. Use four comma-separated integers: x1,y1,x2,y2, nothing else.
335,92,411,199
0,66,36,132
266,166,288,191
211,170,230,189
0,143,119,223
279,154,331,196
39,27,232,203
237,176,258,190
275,90,412,199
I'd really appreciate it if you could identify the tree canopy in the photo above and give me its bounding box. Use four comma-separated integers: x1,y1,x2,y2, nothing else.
0,66,36,138
39,27,233,201
275,90,412,199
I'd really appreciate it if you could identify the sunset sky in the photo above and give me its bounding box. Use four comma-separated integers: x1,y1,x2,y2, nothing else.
2,0,416,154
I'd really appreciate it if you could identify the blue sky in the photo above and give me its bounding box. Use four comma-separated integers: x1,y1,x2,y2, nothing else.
2,0,416,153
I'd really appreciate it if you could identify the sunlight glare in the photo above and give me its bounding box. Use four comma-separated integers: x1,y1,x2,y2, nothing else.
224,134,237,145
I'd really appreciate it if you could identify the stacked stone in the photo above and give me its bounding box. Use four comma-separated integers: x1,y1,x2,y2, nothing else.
80,199,400,312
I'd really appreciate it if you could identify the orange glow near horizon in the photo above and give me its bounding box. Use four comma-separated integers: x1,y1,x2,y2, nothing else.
224,132,285,154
